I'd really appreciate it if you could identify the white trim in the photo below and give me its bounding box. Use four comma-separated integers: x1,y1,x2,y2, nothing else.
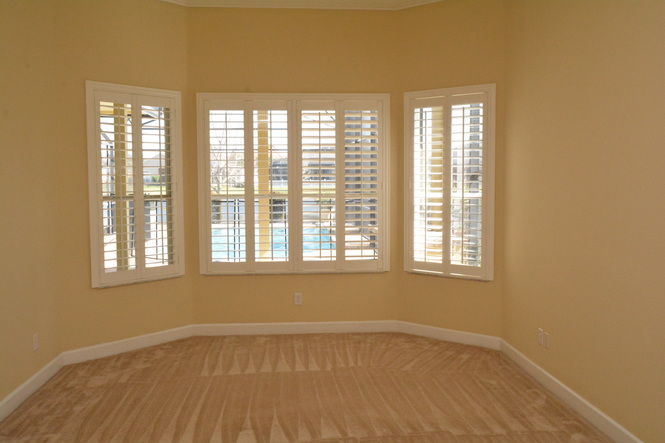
160,0,443,11
86,81,185,288
394,321,501,350
0,325,194,423
193,320,396,336
198,92,390,275
196,92,212,275
0,356,62,423
60,325,194,365
404,84,496,281
500,340,642,443
0,322,638,442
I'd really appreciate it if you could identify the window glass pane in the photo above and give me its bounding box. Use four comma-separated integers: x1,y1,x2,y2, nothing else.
210,110,246,262
253,110,289,262
142,105,174,268
200,94,388,274
89,83,184,287
413,106,444,264
211,199,246,262
99,101,136,272
302,110,336,261
344,110,379,260
450,103,483,267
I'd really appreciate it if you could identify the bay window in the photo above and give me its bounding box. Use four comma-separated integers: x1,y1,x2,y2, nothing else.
405,85,495,280
198,93,389,275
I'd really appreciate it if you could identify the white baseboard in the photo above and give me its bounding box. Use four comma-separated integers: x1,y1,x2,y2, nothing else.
193,321,501,351
0,321,638,442
394,321,501,350
0,325,196,423
193,320,397,336
60,325,194,365
500,340,641,443
0,355,62,423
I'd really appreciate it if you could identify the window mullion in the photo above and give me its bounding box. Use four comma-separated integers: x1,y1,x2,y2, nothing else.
244,106,256,268
335,101,345,269
404,105,413,272
110,100,133,273
442,100,452,273
290,100,302,271
164,106,175,266
132,97,146,275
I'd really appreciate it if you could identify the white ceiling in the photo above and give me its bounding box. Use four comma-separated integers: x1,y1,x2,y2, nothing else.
161,0,443,11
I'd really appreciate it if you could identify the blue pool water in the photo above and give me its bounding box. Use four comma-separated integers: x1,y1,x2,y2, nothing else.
212,227,332,260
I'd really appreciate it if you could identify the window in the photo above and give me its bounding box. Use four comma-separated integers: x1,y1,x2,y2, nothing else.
86,81,184,287
198,93,389,275
405,85,495,280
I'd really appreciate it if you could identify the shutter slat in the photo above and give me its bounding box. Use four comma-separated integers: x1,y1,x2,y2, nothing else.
254,109,289,263
411,105,445,264
208,109,247,263
302,110,337,262
343,109,380,260
449,103,484,267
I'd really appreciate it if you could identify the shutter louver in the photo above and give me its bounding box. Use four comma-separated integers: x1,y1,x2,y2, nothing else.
89,82,183,287
406,85,494,280
344,109,380,260
100,101,136,273
200,93,388,275
253,109,289,262
412,106,444,264
301,109,336,261
209,110,246,263
450,103,483,267
141,105,175,268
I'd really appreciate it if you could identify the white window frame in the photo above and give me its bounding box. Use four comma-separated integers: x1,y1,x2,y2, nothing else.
86,81,185,288
404,84,495,281
197,93,390,275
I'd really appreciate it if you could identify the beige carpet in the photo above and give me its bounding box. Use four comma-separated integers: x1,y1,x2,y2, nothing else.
0,333,610,442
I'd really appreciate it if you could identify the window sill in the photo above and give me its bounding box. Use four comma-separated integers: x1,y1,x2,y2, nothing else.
405,268,492,282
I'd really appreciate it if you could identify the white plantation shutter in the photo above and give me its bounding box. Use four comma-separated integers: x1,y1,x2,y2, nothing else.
141,104,176,270
99,100,136,274
300,104,337,269
405,85,494,281
209,107,246,265
253,107,289,267
206,102,291,273
343,106,381,262
87,82,184,288
198,93,389,275
412,104,445,267
450,102,484,267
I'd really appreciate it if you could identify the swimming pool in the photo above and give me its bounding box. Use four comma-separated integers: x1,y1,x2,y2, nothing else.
212,227,333,261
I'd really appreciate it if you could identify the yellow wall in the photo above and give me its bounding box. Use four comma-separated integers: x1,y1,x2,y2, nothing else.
187,0,505,335
394,0,505,336
51,0,194,352
187,7,403,324
0,0,193,402
2,0,664,440
504,1,665,441
0,0,62,404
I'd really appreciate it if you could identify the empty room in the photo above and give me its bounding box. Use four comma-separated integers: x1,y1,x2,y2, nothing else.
1,0,663,441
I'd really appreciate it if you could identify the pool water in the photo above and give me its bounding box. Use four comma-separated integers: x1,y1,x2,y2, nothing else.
212,227,332,260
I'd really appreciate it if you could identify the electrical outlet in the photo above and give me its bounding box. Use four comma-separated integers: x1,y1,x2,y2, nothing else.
294,292,303,306
33,333,39,351
543,332,550,349
538,328,544,346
